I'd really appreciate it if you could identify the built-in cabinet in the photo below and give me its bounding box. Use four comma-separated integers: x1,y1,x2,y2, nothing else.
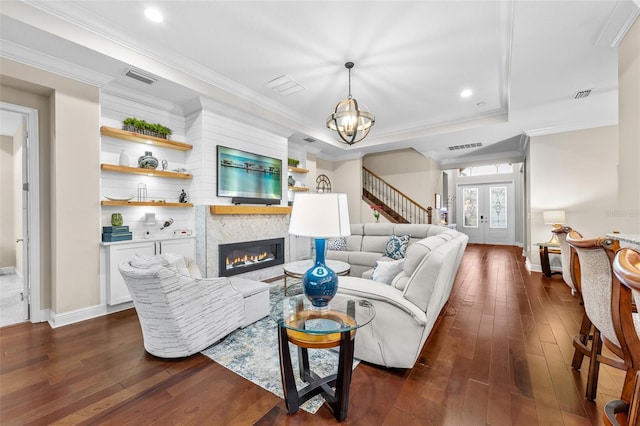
103,237,195,305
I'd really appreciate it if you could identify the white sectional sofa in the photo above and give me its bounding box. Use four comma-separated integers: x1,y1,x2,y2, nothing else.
329,223,469,368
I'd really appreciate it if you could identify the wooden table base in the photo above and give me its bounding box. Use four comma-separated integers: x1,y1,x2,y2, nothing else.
277,325,355,421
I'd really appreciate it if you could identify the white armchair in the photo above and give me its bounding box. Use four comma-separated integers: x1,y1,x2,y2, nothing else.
118,254,266,358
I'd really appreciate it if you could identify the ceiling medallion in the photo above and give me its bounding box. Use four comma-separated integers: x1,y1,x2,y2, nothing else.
326,62,375,145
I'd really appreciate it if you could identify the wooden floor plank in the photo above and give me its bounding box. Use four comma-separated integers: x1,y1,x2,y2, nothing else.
0,245,623,425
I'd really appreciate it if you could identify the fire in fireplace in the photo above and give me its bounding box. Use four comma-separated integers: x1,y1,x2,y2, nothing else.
218,237,284,277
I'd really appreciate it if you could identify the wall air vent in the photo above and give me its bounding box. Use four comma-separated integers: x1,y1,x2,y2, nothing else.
124,69,157,85
264,75,305,96
574,89,592,100
303,137,316,143
448,142,483,151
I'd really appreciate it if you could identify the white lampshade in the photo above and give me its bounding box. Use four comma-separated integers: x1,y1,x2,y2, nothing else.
289,193,351,238
543,210,566,225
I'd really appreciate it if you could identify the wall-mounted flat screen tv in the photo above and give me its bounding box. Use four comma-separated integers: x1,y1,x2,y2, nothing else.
217,145,282,201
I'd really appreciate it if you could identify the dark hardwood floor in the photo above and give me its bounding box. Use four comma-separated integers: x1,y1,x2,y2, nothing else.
1,245,624,425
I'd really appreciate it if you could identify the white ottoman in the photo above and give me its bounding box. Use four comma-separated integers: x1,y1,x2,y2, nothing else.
229,277,270,327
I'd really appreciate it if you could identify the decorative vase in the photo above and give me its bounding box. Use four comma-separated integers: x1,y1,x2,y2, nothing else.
118,150,130,167
288,176,296,187
138,151,159,169
111,213,123,226
302,238,338,309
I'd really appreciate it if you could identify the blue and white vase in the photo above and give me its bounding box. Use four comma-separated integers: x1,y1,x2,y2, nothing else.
138,151,159,169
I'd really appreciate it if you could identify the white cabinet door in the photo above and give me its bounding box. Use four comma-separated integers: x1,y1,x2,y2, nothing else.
106,241,155,305
105,237,196,305
159,238,195,259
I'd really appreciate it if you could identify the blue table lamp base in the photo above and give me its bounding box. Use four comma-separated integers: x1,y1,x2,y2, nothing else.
303,238,338,308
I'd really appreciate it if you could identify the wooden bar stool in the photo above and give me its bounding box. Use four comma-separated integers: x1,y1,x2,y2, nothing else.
566,232,626,400
605,248,640,426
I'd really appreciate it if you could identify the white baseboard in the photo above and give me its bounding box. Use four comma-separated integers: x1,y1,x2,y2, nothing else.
526,260,562,274
0,266,17,275
48,302,134,328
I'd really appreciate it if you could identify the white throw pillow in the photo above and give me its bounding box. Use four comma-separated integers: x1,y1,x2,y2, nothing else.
129,253,168,269
372,259,405,285
184,257,202,278
163,252,191,277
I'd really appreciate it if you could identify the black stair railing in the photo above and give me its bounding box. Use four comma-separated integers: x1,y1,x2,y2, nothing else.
362,166,432,224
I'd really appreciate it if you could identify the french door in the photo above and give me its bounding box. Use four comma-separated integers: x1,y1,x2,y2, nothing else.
457,182,515,245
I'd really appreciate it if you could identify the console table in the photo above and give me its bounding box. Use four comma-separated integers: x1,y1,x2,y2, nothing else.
270,294,375,421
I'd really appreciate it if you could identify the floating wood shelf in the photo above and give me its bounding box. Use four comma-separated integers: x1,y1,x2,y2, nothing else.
102,201,193,207
100,126,192,151
100,164,192,179
287,166,309,174
288,186,309,192
210,205,292,215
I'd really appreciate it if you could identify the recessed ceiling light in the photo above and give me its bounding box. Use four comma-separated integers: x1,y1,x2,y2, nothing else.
144,8,164,23
460,89,473,98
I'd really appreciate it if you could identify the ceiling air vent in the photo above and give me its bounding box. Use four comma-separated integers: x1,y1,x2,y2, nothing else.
303,137,316,143
124,69,157,85
574,89,592,100
264,75,305,96
448,142,483,151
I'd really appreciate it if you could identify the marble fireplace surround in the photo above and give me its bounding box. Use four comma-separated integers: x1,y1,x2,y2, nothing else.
195,205,297,282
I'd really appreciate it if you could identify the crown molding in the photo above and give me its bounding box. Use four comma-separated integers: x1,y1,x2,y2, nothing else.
524,118,617,138
0,39,113,87
595,0,640,47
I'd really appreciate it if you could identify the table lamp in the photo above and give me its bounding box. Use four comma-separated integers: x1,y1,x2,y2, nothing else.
288,193,351,309
543,210,566,245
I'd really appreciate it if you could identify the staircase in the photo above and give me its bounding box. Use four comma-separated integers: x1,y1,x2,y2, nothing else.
362,166,433,224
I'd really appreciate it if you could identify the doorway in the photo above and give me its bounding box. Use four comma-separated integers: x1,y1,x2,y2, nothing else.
457,182,515,245
0,102,41,325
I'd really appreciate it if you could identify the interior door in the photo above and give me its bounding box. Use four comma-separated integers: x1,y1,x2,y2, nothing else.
20,114,29,321
457,182,515,245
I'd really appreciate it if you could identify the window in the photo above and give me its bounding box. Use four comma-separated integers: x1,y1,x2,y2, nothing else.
458,164,512,177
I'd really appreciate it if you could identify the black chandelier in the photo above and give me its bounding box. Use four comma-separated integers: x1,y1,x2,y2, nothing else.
326,62,375,145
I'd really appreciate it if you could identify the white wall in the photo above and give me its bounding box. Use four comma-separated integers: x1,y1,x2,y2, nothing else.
51,88,101,315
527,125,619,267
329,157,364,224
617,17,640,232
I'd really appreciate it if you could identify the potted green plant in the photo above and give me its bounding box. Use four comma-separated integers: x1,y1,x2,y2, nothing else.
122,118,172,139
288,157,300,167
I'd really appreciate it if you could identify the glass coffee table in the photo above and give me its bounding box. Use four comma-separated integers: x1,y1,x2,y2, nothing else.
271,294,375,421
283,259,350,296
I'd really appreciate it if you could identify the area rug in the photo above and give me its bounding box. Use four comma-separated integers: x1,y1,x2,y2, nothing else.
201,280,359,414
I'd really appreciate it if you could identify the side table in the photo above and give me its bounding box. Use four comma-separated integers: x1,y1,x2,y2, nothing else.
536,242,562,278
270,294,375,421
283,259,350,296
